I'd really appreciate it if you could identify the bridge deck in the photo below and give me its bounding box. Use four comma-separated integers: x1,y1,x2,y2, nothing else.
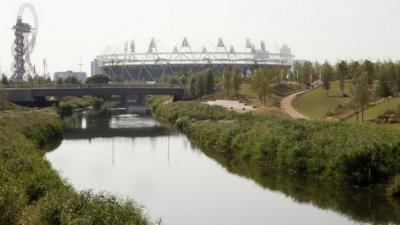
4,83,190,102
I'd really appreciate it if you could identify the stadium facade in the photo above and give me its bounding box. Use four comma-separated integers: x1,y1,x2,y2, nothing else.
95,38,294,81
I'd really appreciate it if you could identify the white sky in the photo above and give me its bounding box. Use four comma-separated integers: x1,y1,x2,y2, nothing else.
0,0,400,76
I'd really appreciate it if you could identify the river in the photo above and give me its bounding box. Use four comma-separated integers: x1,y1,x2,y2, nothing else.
46,106,400,225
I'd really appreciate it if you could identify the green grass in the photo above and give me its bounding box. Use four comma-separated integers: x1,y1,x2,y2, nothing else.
239,82,301,108
0,107,152,225
293,81,352,119
347,97,400,122
239,83,260,106
149,96,400,191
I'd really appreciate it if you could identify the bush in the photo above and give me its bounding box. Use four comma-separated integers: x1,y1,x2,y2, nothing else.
387,175,400,197
38,189,150,225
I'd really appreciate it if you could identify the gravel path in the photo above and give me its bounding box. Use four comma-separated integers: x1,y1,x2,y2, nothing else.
280,91,309,119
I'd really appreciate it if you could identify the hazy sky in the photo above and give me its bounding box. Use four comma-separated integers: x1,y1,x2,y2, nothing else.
0,0,399,76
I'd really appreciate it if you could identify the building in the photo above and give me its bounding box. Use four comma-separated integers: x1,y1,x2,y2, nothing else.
96,38,294,81
90,59,102,76
54,71,87,83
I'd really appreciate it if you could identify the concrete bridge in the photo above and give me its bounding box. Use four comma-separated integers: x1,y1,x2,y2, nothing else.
4,83,191,103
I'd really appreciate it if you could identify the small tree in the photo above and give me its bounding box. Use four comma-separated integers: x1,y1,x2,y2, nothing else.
321,62,333,96
336,60,348,97
223,69,232,97
0,87,7,110
1,74,9,85
194,75,207,98
232,69,242,97
299,62,312,85
352,73,370,122
377,64,394,97
205,70,214,95
56,77,64,85
189,76,197,97
86,75,110,84
64,76,81,85
251,69,271,105
362,60,375,85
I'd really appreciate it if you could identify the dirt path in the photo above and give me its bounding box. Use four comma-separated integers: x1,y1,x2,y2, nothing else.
280,91,309,119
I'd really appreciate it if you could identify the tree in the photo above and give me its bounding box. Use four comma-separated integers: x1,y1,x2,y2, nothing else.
336,60,348,97
223,69,232,97
321,62,333,96
232,69,242,97
251,69,271,105
195,75,207,97
167,77,179,85
311,62,321,84
86,75,110,84
352,72,370,122
362,60,375,85
189,76,197,97
377,62,396,97
348,61,360,80
64,76,81,85
0,86,7,110
299,62,312,85
205,70,214,95
56,77,64,85
1,74,9,85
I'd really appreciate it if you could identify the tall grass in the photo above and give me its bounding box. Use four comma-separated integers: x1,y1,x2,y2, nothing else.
0,108,152,225
149,96,400,192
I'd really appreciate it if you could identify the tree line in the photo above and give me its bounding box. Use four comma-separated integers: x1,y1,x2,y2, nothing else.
291,60,400,121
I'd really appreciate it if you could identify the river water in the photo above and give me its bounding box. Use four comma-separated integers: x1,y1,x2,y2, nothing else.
46,107,400,225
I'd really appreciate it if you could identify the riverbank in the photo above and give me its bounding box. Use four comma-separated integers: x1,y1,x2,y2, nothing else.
0,106,152,224
148,97,400,197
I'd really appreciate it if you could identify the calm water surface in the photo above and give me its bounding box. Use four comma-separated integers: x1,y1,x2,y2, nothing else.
46,108,400,225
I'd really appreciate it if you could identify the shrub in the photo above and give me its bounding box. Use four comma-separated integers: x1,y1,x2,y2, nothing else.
387,175,400,197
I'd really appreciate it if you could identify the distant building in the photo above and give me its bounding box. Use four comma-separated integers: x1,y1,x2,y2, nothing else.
91,59,102,76
54,71,87,82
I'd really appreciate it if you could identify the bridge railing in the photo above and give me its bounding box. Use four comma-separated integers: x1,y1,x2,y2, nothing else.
3,82,187,89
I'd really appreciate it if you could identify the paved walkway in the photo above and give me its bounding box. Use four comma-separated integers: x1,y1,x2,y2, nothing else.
280,91,309,119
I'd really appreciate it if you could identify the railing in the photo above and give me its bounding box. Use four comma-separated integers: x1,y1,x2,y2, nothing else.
3,82,187,89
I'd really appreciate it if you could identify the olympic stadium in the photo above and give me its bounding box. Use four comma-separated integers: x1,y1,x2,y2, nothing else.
95,38,294,81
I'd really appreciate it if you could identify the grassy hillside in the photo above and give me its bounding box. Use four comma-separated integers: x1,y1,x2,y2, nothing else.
293,81,352,119
347,97,400,122
237,82,301,117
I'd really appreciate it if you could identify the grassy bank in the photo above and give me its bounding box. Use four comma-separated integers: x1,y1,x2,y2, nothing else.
57,96,104,115
0,108,151,225
148,97,400,197
293,81,352,119
346,97,400,122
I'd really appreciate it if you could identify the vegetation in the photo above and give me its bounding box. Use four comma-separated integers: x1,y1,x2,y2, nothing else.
57,96,103,115
149,97,400,194
374,103,400,124
344,97,400,123
387,175,400,197
222,67,243,98
293,60,400,122
202,150,400,225
321,62,333,96
86,74,111,84
293,81,352,119
250,69,272,104
0,107,152,225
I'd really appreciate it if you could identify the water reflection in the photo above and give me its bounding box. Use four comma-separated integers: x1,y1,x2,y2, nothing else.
47,108,400,225
203,152,400,225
